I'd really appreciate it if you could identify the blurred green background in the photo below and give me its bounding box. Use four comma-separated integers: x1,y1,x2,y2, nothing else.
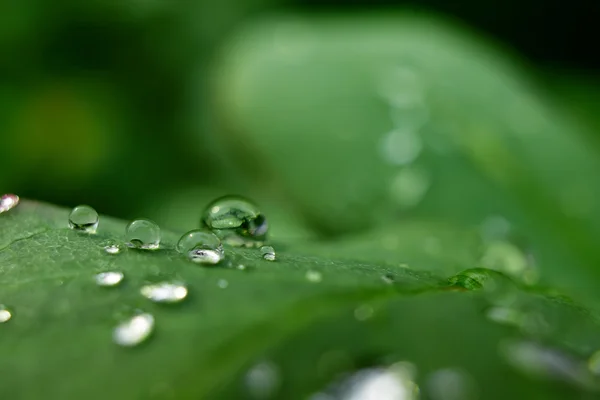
1,0,599,290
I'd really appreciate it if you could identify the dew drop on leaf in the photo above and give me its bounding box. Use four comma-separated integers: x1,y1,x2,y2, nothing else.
260,246,276,261
381,273,395,285
0,194,19,214
0,305,12,323
202,195,268,247
95,271,124,287
140,282,188,304
103,244,122,255
113,313,154,347
68,205,99,233
125,219,160,250
177,230,223,265
245,361,281,399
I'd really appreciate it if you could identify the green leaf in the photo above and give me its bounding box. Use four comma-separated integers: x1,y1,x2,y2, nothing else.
2,200,600,399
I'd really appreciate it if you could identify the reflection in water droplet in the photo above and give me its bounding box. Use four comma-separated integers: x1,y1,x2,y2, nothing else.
140,282,188,304
203,195,268,247
306,270,323,283
261,246,276,261
95,271,124,287
217,279,229,289
0,194,19,214
68,205,99,233
426,368,476,400
389,166,430,209
481,240,538,284
113,313,154,347
0,305,12,323
245,361,281,399
354,305,374,322
500,339,600,391
104,244,122,255
380,128,423,166
125,219,161,250
177,229,224,265
316,362,419,400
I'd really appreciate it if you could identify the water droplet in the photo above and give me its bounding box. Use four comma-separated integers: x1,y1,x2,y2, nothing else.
0,305,12,323
202,195,268,247
380,128,423,166
113,313,154,347
245,361,281,399
354,305,374,322
68,205,99,233
140,282,188,304
481,240,538,284
0,194,19,214
389,166,430,209
426,368,476,400
381,274,394,284
177,229,223,265
95,271,124,287
320,362,419,400
217,279,229,289
125,219,160,250
306,270,323,283
261,246,276,261
237,264,247,271
447,268,491,290
104,244,122,255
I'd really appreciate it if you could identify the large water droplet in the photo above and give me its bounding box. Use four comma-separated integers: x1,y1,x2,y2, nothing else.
68,205,99,233
125,219,160,250
389,166,430,209
316,362,419,400
95,271,124,287
177,229,223,265
203,195,268,247
0,194,19,214
260,246,276,261
140,282,188,304
0,305,12,323
245,361,281,399
113,313,154,347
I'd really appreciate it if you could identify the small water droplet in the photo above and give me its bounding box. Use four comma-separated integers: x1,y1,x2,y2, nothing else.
113,313,154,347
245,361,281,399
354,305,374,322
381,274,394,284
426,368,477,400
0,194,19,214
306,270,323,283
0,305,12,323
177,229,223,265
68,205,99,233
217,279,229,289
261,246,276,261
389,166,430,209
104,244,122,255
95,271,124,287
203,195,268,247
140,282,188,304
125,219,160,250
